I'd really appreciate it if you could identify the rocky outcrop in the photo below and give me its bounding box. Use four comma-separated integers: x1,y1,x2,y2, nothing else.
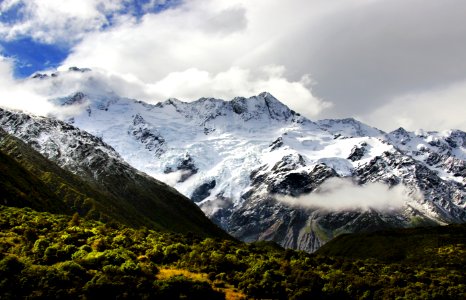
129,114,165,155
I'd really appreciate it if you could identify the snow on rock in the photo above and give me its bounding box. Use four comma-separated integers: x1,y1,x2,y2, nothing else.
49,90,464,252
317,118,385,138
2,81,465,252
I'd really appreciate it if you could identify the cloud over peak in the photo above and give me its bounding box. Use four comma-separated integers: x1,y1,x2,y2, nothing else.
1,0,465,131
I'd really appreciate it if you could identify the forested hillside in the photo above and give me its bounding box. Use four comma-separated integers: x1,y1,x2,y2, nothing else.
1,205,465,299
0,127,226,238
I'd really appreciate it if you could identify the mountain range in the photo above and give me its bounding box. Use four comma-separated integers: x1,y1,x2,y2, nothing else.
0,69,465,252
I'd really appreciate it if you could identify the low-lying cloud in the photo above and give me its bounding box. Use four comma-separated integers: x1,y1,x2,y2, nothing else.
278,178,414,212
154,170,189,187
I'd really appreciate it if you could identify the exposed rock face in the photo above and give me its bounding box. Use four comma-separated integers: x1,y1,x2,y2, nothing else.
164,154,198,182
191,180,216,203
269,137,284,151
348,143,366,161
2,83,465,252
129,114,165,155
266,163,337,196
61,92,87,106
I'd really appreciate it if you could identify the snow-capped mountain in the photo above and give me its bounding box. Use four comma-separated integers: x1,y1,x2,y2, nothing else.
0,108,228,237
1,72,465,251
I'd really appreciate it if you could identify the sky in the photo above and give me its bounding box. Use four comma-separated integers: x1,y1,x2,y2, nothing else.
0,0,465,131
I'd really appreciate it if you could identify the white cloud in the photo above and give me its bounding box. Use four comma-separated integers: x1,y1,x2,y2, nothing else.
364,80,466,132
0,0,128,44
59,0,466,130
61,0,364,82
0,57,59,116
0,0,19,11
53,0,337,117
144,66,330,116
155,169,191,186
2,0,466,130
278,177,413,212
0,58,97,118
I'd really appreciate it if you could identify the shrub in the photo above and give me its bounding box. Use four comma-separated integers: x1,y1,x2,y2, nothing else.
0,255,24,275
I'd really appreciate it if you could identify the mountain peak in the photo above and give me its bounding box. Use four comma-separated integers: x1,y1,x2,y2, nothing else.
228,92,294,122
390,127,410,136
31,66,92,80
151,93,296,124
317,117,385,138
0,108,228,237
1,87,465,254
68,66,92,73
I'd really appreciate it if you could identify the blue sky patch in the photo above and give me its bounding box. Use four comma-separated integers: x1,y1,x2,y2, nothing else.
127,0,182,16
105,0,182,26
0,2,24,24
0,38,69,78
0,0,181,78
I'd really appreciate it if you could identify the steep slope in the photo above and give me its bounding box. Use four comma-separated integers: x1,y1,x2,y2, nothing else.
0,132,71,213
0,109,227,238
36,88,465,252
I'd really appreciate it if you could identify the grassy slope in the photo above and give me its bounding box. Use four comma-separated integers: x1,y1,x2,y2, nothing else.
0,128,227,238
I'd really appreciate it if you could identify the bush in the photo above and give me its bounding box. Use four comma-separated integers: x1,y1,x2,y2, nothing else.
33,238,50,256
155,276,225,300
0,255,24,275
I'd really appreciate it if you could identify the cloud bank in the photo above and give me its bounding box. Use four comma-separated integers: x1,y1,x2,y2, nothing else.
0,58,328,119
278,178,413,212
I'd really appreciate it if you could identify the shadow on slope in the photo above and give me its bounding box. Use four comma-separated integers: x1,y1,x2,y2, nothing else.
316,223,466,263
0,128,227,238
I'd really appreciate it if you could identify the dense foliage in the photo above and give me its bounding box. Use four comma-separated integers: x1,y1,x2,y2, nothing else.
1,205,465,299
316,223,466,262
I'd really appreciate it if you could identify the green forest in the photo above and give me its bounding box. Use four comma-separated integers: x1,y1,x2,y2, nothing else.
1,205,465,299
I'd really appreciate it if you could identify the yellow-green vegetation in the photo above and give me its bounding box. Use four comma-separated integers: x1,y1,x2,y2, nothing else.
1,205,465,299
157,268,246,300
